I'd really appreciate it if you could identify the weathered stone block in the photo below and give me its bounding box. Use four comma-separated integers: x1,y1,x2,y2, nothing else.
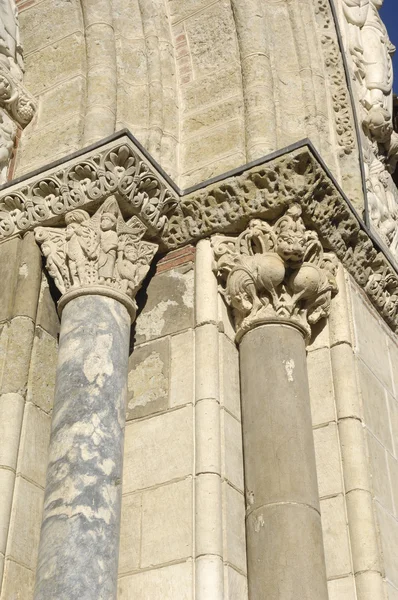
313,423,343,498
6,477,44,570
0,393,24,470
307,347,336,427
181,151,246,189
221,335,240,420
127,338,169,420
350,283,392,394
24,33,86,97
359,359,393,453
169,0,214,23
181,119,244,172
0,559,35,600
16,114,83,175
223,483,246,573
169,330,194,408
27,327,57,413
181,67,242,114
327,576,356,600
388,454,398,519
141,478,193,568
376,503,398,588
183,96,243,137
2,317,35,396
366,432,393,514
225,565,248,600
0,237,20,324
184,3,239,79
222,410,244,492
0,468,15,553
320,495,351,579
12,233,42,322
17,402,51,488
19,0,84,55
123,406,193,492
35,276,60,339
119,493,141,575
37,76,86,129
135,266,194,344
117,561,193,599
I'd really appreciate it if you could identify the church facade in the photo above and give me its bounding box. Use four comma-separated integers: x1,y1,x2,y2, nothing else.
0,1,398,599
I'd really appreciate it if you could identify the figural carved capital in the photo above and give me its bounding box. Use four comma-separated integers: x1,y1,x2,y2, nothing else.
35,196,158,321
212,205,338,342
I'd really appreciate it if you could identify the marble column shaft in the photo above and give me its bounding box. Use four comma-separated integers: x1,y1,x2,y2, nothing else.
239,323,329,600
34,294,130,600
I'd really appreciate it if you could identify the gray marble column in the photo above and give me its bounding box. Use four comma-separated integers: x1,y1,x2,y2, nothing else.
240,323,328,600
33,198,159,600
34,294,130,600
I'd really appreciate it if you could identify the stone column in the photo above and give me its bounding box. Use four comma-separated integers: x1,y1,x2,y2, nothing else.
213,205,338,600
33,197,158,600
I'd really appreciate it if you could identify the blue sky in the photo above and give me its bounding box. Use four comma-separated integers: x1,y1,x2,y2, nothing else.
380,0,398,92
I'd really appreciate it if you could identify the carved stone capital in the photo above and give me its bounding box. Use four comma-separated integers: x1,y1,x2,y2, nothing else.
212,204,338,341
35,197,158,321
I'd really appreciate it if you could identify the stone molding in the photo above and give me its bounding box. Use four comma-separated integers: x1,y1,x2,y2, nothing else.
0,132,397,334
336,0,398,257
35,196,158,320
212,205,337,341
0,136,178,241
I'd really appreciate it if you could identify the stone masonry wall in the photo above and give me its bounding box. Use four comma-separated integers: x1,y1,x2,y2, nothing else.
15,0,362,204
0,234,58,600
307,265,398,600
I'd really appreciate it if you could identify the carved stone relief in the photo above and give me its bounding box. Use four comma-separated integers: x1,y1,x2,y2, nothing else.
212,205,338,341
35,196,158,317
0,142,178,241
338,0,398,252
0,0,36,182
0,135,397,335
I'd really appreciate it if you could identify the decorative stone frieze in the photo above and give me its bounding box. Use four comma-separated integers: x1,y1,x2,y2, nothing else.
0,141,177,240
35,196,158,319
337,0,398,254
162,146,398,334
315,0,356,157
0,0,36,182
1,133,398,334
212,205,337,341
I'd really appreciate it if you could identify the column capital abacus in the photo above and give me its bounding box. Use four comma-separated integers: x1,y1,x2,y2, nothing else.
35,196,158,321
212,204,338,342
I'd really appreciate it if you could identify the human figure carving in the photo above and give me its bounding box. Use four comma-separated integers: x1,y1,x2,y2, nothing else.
64,210,93,287
98,207,118,283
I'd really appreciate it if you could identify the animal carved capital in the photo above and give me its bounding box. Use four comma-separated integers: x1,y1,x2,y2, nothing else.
212,204,338,341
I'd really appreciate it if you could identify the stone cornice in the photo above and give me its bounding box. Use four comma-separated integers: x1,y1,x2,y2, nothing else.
0,133,178,242
1,130,398,333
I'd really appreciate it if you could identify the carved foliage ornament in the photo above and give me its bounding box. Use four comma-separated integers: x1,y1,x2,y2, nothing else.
0,0,36,183
0,144,177,240
212,205,338,341
35,196,157,317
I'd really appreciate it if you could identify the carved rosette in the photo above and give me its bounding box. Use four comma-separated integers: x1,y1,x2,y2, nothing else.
212,205,338,341
35,196,158,320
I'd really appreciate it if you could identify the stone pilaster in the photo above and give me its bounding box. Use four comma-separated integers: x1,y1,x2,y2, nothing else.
213,204,337,600
33,198,158,600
